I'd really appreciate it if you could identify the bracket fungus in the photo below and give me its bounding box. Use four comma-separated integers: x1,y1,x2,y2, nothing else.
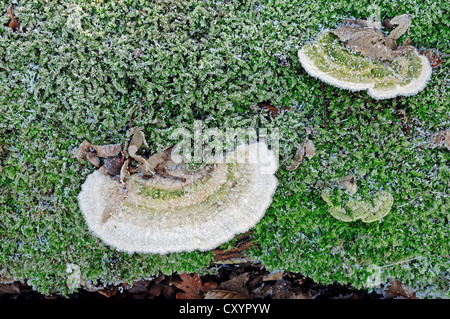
298,15,432,99
76,132,278,254
321,190,394,223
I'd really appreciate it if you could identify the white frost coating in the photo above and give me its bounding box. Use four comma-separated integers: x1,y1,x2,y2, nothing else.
298,44,432,100
78,142,278,254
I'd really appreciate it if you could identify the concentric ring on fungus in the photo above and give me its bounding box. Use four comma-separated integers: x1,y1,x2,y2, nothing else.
78,142,278,254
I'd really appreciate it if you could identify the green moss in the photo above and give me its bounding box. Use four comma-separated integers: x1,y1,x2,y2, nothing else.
0,0,449,298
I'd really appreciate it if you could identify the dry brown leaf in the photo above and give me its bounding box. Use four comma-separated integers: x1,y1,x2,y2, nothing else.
386,14,412,40
339,175,357,194
285,137,315,171
8,5,21,33
204,289,249,299
91,144,122,158
128,144,151,173
252,101,291,119
216,272,251,299
128,127,148,150
174,273,218,299
272,279,311,299
430,130,450,150
0,283,20,295
98,166,109,176
85,152,100,168
72,140,121,169
104,155,123,176
263,270,284,282
419,49,442,68
154,163,187,182
331,15,415,62
383,280,418,299
97,286,118,298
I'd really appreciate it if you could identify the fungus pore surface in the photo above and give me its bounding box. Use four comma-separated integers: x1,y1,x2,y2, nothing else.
78,142,278,254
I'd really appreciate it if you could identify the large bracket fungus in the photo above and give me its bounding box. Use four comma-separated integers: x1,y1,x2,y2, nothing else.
298,15,432,99
76,131,278,254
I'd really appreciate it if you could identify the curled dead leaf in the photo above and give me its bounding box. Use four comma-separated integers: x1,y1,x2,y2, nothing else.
285,137,315,171
339,175,357,194
331,15,415,62
419,49,442,68
72,140,122,169
252,101,291,119
430,130,450,150
8,5,22,33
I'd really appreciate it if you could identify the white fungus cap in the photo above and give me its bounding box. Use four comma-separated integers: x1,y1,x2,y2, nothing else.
78,142,278,254
298,45,432,100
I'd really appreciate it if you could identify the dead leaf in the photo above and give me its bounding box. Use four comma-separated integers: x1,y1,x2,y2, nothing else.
213,232,257,264
154,163,186,182
339,175,357,194
216,272,252,299
252,101,291,119
331,15,415,62
272,279,312,299
386,14,412,41
0,283,20,295
128,126,148,150
285,137,315,171
263,270,284,282
419,49,442,68
8,5,21,33
174,273,218,299
119,160,130,183
128,144,151,173
91,144,122,158
430,130,450,150
104,155,123,176
383,280,418,299
134,48,144,58
204,289,249,299
72,140,121,169
97,286,119,298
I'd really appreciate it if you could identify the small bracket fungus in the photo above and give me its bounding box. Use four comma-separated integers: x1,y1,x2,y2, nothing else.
77,141,278,254
298,15,432,99
321,190,394,223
